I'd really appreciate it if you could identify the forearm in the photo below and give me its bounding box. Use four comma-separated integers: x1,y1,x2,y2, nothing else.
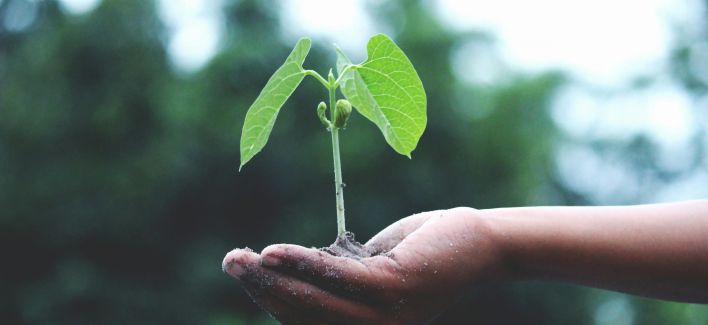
482,200,708,303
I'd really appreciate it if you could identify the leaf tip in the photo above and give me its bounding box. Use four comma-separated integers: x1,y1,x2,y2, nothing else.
238,156,250,172
294,37,312,58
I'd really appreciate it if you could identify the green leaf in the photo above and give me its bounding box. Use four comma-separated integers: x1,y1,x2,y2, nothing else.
239,37,311,170
336,34,427,157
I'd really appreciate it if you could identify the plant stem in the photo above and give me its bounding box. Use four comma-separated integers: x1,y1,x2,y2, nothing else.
303,70,329,88
328,82,346,238
333,64,359,86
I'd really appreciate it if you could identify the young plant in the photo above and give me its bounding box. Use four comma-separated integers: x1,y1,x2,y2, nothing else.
239,34,426,243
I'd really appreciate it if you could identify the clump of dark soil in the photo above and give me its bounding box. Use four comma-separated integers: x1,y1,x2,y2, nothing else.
321,231,374,259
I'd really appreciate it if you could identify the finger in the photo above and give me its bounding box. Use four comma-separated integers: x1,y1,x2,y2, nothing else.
224,250,324,324
260,244,401,301
365,211,438,254
241,282,330,325
222,248,259,279
245,264,385,324
226,248,385,323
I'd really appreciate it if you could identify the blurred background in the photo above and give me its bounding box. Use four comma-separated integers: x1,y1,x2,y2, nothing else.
1,0,707,324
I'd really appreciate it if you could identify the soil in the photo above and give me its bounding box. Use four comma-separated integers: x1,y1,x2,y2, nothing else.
321,231,375,259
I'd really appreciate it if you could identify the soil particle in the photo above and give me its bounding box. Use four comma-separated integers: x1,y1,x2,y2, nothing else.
321,231,375,259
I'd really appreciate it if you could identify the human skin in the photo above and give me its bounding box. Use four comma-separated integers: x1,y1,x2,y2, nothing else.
222,200,708,324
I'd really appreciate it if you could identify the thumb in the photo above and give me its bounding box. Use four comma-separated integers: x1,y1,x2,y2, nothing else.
365,211,438,254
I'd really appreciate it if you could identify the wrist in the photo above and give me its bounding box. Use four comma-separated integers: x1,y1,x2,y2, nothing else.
447,207,512,283
478,207,529,282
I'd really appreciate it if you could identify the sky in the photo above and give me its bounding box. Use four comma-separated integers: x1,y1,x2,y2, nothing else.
57,0,708,203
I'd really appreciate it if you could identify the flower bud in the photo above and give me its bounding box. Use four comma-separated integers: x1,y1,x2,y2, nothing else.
333,99,352,128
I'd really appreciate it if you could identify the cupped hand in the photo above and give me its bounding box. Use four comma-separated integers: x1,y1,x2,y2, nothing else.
222,207,504,324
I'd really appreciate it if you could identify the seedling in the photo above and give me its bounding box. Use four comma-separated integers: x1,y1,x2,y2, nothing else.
239,34,426,252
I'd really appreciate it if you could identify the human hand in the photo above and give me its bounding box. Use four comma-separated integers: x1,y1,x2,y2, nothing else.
222,207,504,324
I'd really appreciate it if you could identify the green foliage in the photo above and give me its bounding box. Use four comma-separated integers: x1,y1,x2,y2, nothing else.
238,34,427,235
240,34,426,169
337,34,427,158
239,37,311,170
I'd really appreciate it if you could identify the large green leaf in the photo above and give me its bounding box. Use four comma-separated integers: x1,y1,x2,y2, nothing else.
337,34,426,157
239,37,311,170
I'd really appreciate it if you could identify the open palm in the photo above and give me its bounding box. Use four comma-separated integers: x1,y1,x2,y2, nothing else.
223,208,500,324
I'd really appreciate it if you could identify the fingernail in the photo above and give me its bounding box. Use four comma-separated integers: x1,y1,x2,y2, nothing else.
226,260,245,277
261,254,281,267
222,254,245,277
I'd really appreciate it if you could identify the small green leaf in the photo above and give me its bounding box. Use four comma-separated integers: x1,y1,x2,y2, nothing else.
337,34,427,157
239,37,311,170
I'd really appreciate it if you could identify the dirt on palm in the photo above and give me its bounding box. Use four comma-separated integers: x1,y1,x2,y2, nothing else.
321,231,375,259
